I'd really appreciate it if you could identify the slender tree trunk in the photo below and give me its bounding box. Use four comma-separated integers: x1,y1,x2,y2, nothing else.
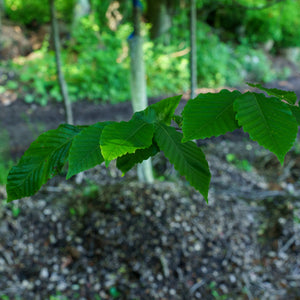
190,0,197,99
129,0,154,183
146,0,172,44
49,0,74,124
72,0,90,32
0,0,4,42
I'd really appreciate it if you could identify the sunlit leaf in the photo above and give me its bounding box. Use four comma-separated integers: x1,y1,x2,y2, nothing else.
100,118,154,161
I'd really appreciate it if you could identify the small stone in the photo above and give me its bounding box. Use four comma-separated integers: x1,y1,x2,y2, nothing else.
157,273,163,281
35,279,41,286
194,243,202,251
169,288,176,295
49,234,57,244
229,274,236,283
53,264,59,271
75,237,83,244
51,215,58,222
50,272,60,282
268,251,276,258
47,283,55,291
57,281,68,291
40,267,49,279
249,273,257,282
43,208,52,216
72,284,80,290
21,279,34,290
220,284,228,294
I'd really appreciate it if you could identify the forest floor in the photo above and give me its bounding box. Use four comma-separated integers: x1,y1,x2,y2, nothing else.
0,75,300,300
0,25,300,299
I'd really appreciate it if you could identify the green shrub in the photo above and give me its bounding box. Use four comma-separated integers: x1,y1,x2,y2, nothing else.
5,0,76,25
144,41,189,96
195,22,275,87
9,16,190,105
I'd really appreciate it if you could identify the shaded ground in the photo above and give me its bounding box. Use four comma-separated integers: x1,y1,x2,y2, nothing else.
0,81,300,299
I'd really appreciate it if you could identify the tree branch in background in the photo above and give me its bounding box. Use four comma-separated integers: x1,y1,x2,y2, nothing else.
0,0,4,47
190,0,197,99
49,0,74,125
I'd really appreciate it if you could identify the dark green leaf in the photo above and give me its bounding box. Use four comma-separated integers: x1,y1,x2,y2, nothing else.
234,92,298,164
100,118,154,161
247,82,297,105
117,143,160,174
7,124,81,201
67,122,111,179
288,104,300,125
154,123,211,202
182,89,241,142
173,115,183,127
148,95,182,125
133,95,182,125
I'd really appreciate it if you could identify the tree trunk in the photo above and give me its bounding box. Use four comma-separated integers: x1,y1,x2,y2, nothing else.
129,0,154,183
49,0,74,125
0,0,4,36
146,0,172,44
190,0,197,99
72,0,90,32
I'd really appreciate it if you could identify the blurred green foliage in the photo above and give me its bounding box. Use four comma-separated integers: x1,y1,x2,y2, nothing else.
5,0,76,25
201,0,300,49
2,0,299,105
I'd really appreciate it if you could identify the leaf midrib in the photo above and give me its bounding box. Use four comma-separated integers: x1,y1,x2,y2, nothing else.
252,94,281,153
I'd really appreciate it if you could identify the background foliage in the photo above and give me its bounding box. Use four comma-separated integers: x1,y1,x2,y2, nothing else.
2,0,300,105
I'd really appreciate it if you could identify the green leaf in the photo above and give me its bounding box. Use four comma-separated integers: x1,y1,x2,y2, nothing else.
182,89,241,142
247,82,297,105
67,122,111,179
7,124,81,201
133,95,182,125
154,123,211,201
148,95,182,124
288,105,300,125
117,143,159,174
100,118,154,161
234,92,298,164
173,115,183,127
